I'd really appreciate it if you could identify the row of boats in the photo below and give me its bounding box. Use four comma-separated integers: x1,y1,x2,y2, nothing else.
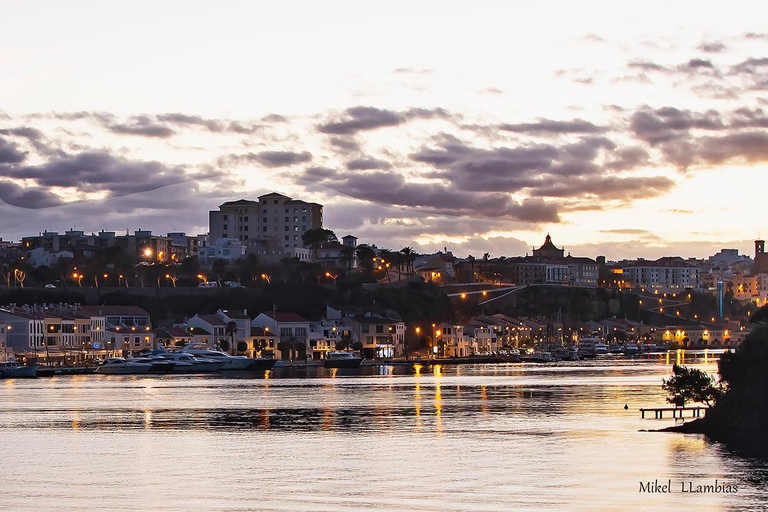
519,338,671,363
95,344,277,374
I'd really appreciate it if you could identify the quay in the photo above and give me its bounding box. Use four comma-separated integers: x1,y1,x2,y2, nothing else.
640,406,708,419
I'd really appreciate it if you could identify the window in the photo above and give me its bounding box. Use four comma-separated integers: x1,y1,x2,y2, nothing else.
285,217,289,222
302,226,307,231
262,208,267,212
376,325,384,334
294,217,298,222
263,217,267,223
285,235,289,241
263,227,267,232
284,208,288,212
293,235,298,240
302,208,307,213
244,216,248,221
362,325,369,333
274,200,278,204
223,215,228,221
223,224,228,230
285,226,289,231
293,226,298,231
134,337,141,347
222,233,228,238
244,226,248,231
302,216,307,222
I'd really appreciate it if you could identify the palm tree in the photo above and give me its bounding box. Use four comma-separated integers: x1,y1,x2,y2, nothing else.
400,247,416,276
225,321,238,355
378,249,393,282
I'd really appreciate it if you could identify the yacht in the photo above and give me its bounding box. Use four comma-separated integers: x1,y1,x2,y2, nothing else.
95,358,152,375
181,344,255,370
0,361,37,378
156,352,224,373
128,356,177,374
522,351,557,363
324,351,364,368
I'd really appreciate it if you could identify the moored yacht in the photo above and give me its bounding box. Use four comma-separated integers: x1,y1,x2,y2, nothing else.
95,358,152,375
156,352,224,373
181,343,254,370
324,351,364,368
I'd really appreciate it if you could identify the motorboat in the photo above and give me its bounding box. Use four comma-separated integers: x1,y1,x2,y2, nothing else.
156,352,224,373
0,361,37,378
521,351,557,363
128,356,176,374
181,343,254,370
95,358,152,375
324,351,364,368
624,343,640,355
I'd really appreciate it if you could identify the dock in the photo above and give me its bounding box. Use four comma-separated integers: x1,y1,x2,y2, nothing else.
640,406,708,419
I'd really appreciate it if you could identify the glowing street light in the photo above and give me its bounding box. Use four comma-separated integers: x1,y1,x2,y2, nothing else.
197,273,208,283
143,248,153,259
72,272,83,287
460,292,467,299
261,273,271,284
325,271,339,284
165,274,178,287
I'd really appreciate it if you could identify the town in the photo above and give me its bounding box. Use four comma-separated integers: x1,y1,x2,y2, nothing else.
0,191,763,369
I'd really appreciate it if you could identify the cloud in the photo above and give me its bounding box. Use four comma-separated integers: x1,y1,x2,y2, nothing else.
698,41,726,53
2,152,199,199
393,67,431,74
0,181,64,208
500,118,605,135
261,114,287,123
599,229,653,235
318,106,453,135
231,151,312,167
629,106,725,145
107,115,176,138
156,113,224,132
0,138,27,164
329,136,361,154
345,158,392,170
697,131,768,164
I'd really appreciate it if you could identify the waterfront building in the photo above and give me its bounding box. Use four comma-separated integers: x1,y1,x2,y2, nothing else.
251,312,310,360
154,327,193,349
326,305,406,358
187,314,230,348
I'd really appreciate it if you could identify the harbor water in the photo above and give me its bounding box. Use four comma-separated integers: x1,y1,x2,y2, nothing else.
1,352,766,511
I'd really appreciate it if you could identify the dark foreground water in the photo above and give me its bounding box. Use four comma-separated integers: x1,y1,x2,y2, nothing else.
1,351,766,511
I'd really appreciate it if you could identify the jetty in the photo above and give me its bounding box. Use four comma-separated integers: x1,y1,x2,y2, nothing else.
640,406,708,419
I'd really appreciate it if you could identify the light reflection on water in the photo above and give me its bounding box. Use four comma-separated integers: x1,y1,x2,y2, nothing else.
0,355,765,511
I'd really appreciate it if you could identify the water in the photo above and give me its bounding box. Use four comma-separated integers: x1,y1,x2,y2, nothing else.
1,353,766,511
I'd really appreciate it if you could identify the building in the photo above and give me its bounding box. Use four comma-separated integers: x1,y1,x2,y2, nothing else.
251,312,310,359
197,238,247,268
208,193,323,250
616,257,701,290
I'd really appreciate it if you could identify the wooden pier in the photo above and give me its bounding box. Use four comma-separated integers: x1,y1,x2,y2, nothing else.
639,406,708,419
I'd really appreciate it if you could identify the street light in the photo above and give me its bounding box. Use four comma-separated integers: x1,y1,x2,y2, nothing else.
72,272,83,287
103,273,108,287
261,273,271,284
197,273,208,283
165,274,178,287
325,271,339,284
143,248,153,259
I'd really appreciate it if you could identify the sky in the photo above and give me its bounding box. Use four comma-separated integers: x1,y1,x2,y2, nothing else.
1,0,768,261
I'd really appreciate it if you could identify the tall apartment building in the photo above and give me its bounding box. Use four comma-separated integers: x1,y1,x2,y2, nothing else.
208,192,323,250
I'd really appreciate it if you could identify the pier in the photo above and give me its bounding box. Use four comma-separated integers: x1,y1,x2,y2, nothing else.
640,406,708,419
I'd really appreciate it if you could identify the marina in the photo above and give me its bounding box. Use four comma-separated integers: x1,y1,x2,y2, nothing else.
0,357,765,511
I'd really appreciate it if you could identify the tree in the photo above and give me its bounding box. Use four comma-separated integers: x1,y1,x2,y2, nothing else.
662,364,722,407
302,228,338,259
225,321,238,355
355,245,376,279
400,247,417,277
277,339,295,360
340,246,356,277
253,339,268,357
212,259,228,286
335,333,353,351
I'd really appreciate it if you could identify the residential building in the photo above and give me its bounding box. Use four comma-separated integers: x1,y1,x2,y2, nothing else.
251,312,310,359
208,193,323,249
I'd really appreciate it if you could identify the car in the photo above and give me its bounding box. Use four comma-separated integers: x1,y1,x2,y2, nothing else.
198,281,219,288
44,284,56,288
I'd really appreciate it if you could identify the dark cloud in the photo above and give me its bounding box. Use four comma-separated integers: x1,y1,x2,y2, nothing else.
319,107,403,135
500,118,605,135
330,137,361,154
0,181,64,208
304,166,337,180
233,151,312,167
744,33,768,40
628,60,669,73
606,147,650,170
0,138,27,164
0,127,44,140
156,113,224,132
629,106,725,145
730,107,768,128
318,106,453,135
698,132,768,164
698,41,726,53
107,115,176,138
345,158,392,170
3,152,194,198
532,176,675,201
227,121,260,134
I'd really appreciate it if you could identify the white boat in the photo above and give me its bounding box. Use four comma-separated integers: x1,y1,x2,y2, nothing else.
128,356,177,373
95,358,152,375
181,343,254,370
0,361,37,378
157,352,224,373
521,351,557,363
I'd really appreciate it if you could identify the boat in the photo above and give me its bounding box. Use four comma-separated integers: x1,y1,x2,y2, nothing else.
0,361,38,378
624,343,640,355
95,358,152,375
250,357,278,370
128,356,177,374
521,351,557,363
156,352,224,373
181,344,255,370
324,351,364,368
